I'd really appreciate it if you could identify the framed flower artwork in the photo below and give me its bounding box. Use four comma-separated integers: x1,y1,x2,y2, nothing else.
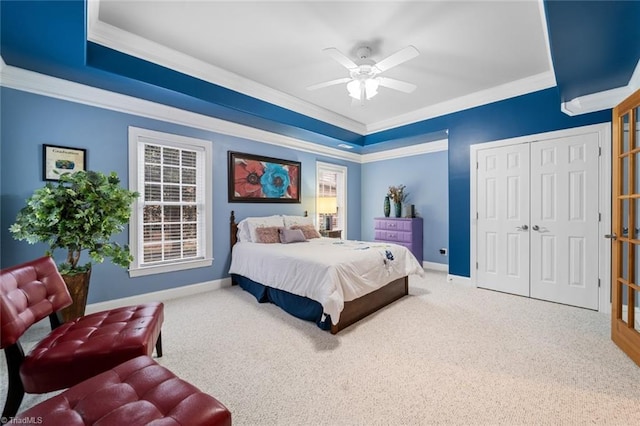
228,151,301,203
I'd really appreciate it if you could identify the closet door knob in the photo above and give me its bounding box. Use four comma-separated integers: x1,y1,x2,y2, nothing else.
516,225,528,231
532,225,540,231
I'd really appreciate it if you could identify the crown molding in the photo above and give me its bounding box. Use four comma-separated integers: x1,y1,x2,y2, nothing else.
561,59,640,116
361,139,448,164
86,6,367,136
537,0,557,89
366,71,557,134
0,59,451,165
87,0,558,137
0,59,362,163
364,0,551,132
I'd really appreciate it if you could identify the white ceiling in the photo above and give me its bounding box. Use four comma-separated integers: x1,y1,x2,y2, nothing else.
90,0,556,135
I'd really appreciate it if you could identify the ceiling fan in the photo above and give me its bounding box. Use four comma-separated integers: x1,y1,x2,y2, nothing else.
307,45,420,104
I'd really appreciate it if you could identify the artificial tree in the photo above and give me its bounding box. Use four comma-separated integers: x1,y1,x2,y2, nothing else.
10,170,138,320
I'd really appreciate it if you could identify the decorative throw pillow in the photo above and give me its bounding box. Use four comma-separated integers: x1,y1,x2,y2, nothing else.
254,226,281,244
246,215,286,242
279,228,306,244
290,224,321,239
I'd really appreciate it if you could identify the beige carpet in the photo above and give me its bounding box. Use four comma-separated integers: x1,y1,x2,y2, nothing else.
3,270,640,425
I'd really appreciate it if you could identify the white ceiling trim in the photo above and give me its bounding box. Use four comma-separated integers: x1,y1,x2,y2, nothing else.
0,59,450,165
367,71,557,134
87,0,557,137
537,0,557,87
0,59,362,163
86,6,367,136
369,0,556,134
361,139,448,164
561,59,640,116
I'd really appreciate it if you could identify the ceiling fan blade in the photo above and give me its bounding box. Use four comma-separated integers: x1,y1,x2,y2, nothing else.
378,77,417,93
306,77,351,91
323,47,358,70
374,45,419,73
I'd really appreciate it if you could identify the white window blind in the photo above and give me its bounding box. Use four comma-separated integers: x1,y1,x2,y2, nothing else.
129,127,212,277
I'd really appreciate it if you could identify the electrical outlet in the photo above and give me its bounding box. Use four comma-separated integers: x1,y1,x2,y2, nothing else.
439,248,447,256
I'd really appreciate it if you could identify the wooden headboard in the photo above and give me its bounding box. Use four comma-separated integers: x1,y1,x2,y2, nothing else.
230,210,239,248
229,210,308,249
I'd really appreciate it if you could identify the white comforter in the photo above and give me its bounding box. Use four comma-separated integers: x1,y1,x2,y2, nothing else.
229,238,425,324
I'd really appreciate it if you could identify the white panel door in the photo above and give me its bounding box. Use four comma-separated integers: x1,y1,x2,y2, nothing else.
477,144,530,296
529,134,600,309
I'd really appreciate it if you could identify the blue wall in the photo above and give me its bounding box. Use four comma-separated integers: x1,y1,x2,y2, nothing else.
0,84,614,306
366,87,611,277
0,83,614,305
361,150,449,266
0,87,362,303
445,89,611,277
0,0,622,291
0,0,365,150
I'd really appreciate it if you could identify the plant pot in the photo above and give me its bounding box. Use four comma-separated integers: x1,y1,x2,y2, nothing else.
60,268,91,322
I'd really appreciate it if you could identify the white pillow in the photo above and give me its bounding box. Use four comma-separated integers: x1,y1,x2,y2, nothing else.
282,215,313,228
245,215,286,242
236,219,252,242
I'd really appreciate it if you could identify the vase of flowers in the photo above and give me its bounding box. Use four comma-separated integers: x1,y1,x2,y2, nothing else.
384,195,391,217
387,184,407,218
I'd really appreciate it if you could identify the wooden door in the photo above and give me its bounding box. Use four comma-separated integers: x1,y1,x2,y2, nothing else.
612,88,640,366
476,143,530,296
529,134,600,309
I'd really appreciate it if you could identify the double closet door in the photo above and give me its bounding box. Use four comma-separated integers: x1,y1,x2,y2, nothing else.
476,133,600,310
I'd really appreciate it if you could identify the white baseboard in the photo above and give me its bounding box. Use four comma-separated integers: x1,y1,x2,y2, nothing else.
423,261,448,272
85,277,231,314
447,274,474,287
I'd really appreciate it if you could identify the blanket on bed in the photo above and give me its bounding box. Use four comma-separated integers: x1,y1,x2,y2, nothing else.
229,238,424,325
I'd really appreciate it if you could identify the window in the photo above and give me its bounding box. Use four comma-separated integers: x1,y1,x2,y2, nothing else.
128,127,212,277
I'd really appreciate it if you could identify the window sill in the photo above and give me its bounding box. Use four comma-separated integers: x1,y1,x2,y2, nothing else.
129,258,213,277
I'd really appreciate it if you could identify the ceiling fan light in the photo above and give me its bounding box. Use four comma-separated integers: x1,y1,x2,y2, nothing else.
347,80,361,100
365,78,379,99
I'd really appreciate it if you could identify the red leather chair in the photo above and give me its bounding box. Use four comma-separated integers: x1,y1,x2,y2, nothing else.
11,355,232,426
1,256,164,419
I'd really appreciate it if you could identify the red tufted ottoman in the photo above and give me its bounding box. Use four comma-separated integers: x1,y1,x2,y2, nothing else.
1,256,165,418
20,302,164,393
12,355,232,425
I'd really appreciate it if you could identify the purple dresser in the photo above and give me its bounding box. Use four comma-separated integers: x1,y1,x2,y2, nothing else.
374,217,423,264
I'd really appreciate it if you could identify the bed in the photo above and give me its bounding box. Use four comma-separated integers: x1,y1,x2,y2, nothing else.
228,211,424,333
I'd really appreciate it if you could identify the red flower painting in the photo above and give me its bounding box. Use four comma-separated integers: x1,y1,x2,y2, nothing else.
234,159,264,197
228,152,301,203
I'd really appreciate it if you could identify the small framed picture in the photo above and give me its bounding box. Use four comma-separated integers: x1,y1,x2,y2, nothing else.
43,144,87,181
228,151,301,203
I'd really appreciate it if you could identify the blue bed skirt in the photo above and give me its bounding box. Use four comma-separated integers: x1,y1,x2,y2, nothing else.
231,274,332,330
